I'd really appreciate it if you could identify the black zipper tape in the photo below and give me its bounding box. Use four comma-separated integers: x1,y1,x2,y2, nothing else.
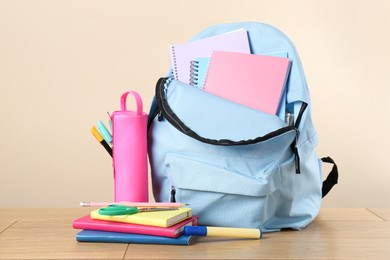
154,77,297,146
294,102,308,129
147,78,165,130
291,101,308,173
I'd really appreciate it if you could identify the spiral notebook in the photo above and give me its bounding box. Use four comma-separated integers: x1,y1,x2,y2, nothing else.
169,28,250,85
190,51,288,89
190,58,210,88
203,51,291,115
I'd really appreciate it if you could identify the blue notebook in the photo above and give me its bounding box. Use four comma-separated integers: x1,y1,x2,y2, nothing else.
190,57,210,89
76,230,194,246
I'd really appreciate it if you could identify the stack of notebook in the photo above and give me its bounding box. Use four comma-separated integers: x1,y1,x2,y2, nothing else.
169,28,251,85
73,207,197,246
169,28,292,118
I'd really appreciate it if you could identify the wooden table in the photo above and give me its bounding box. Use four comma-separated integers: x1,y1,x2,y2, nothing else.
0,208,389,259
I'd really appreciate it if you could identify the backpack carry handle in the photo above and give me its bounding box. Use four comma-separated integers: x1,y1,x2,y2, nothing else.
321,157,339,198
120,91,143,116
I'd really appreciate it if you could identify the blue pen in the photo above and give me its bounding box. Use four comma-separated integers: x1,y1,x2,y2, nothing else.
97,121,112,145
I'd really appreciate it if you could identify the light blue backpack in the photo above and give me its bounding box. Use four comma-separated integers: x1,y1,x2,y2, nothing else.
147,22,338,232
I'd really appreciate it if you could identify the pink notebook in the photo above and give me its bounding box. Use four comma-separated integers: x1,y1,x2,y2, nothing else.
73,215,198,238
169,29,250,85
203,51,291,115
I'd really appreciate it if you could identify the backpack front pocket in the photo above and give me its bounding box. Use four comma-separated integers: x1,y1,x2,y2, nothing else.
152,77,302,173
165,152,281,229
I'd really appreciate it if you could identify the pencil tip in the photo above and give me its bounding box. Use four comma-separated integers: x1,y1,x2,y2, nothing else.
80,202,89,207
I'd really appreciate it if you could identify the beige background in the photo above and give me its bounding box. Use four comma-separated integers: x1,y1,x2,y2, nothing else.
0,0,389,208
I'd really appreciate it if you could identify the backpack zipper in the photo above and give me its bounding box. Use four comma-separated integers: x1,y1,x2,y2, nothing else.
153,77,307,173
292,130,301,174
294,102,308,129
158,77,172,121
155,77,297,146
170,186,176,202
147,77,167,130
291,102,308,174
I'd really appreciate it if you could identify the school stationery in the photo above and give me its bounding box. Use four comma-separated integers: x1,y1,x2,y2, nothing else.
91,126,112,157
189,51,288,89
73,215,198,238
91,207,192,228
189,51,289,120
148,22,339,232
97,120,112,145
80,201,187,208
203,51,291,115
76,230,194,245
169,28,250,84
184,226,261,239
98,204,177,216
111,91,148,202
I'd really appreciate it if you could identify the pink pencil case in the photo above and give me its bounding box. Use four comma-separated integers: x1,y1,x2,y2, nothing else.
111,91,148,202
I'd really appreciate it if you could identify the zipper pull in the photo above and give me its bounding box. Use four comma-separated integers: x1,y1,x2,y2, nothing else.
294,148,301,174
292,128,301,174
158,110,164,121
170,186,176,202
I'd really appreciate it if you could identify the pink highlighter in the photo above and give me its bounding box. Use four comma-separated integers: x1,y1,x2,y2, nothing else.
111,91,148,202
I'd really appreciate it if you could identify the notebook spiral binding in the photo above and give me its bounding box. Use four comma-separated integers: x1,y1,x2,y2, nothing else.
189,60,199,86
170,46,178,80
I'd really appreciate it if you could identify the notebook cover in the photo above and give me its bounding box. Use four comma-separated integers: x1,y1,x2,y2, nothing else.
73,215,198,238
76,230,194,245
191,51,288,90
90,207,192,228
170,29,250,84
203,51,291,115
